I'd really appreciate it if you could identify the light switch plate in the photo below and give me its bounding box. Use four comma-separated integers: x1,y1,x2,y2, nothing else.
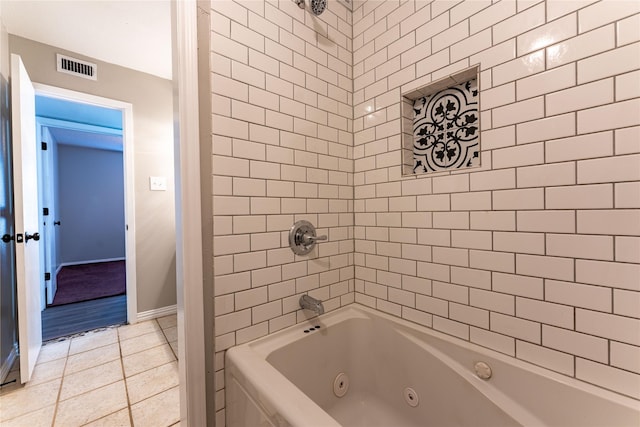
149,176,167,191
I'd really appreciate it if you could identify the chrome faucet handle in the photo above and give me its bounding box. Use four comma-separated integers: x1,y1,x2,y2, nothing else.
301,234,327,245
289,220,327,255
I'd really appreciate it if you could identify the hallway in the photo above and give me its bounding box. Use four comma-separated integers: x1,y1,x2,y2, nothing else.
0,315,179,426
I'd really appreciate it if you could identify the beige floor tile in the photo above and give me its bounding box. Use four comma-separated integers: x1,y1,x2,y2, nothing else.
29,357,66,386
69,329,118,355
82,408,131,427
125,361,179,404
65,343,120,375
117,321,161,341
54,380,128,427
120,330,167,357
162,326,178,343
169,341,179,359
0,378,61,421
37,339,70,364
0,365,21,395
130,386,180,427
0,404,56,427
60,359,124,401
2,320,181,427
122,344,175,378
157,315,177,330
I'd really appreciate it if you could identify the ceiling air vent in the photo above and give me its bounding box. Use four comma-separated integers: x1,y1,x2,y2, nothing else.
56,54,97,81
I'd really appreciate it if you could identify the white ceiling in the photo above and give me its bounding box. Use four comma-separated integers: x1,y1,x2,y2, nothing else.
1,0,172,80
49,127,123,152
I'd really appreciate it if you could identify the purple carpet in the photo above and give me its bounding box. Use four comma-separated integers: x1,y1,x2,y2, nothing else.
50,261,126,306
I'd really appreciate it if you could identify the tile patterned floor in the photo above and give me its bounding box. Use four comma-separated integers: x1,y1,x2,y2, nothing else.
0,315,180,427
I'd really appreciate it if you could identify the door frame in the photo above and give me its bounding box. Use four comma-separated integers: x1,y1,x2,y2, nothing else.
32,83,137,324
35,119,54,307
37,116,124,307
173,1,207,425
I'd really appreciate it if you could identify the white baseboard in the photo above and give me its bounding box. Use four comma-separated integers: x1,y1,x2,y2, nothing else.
59,257,125,268
0,346,17,384
136,304,177,322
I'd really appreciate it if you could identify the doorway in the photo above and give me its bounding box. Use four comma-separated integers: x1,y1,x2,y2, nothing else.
33,84,137,339
1,1,206,421
36,95,129,339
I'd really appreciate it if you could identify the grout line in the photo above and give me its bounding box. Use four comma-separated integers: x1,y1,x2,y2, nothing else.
48,342,69,427
115,327,136,427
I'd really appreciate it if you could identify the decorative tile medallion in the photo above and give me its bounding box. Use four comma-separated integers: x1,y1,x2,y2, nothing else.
412,78,479,174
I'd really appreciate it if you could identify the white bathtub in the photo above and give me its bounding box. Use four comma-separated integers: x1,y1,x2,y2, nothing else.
225,304,640,427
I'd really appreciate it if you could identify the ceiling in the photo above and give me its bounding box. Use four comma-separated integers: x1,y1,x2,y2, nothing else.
36,96,123,130
36,96,124,152
1,0,172,80
49,127,123,152
3,1,169,152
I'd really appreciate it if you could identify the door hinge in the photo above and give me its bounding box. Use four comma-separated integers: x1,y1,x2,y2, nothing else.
44,272,51,281
41,141,47,150
43,207,49,216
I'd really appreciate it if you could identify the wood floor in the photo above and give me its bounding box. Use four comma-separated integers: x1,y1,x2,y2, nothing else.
41,295,127,341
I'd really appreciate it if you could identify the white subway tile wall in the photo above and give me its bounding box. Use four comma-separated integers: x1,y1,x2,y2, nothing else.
352,0,638,402
210,0,640,422
210,1,354,423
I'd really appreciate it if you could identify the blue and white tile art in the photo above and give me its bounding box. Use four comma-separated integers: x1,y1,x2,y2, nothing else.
413,78,479,174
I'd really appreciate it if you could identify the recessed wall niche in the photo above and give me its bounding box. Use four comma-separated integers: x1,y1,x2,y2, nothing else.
401,65,480,175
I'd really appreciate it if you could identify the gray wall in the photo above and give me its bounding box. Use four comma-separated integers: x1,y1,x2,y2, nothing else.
57,144,125,264
9,35,176,312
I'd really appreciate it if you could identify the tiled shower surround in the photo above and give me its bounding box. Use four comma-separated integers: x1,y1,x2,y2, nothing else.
210,0,640,423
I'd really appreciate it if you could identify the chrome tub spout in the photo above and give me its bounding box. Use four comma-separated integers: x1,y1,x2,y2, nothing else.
299,295,325,316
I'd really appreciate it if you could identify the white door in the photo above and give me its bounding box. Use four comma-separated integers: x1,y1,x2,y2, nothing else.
11,54,42,383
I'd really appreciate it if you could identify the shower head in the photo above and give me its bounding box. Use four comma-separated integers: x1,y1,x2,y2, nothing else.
293,0,327,16
310,0,327,15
